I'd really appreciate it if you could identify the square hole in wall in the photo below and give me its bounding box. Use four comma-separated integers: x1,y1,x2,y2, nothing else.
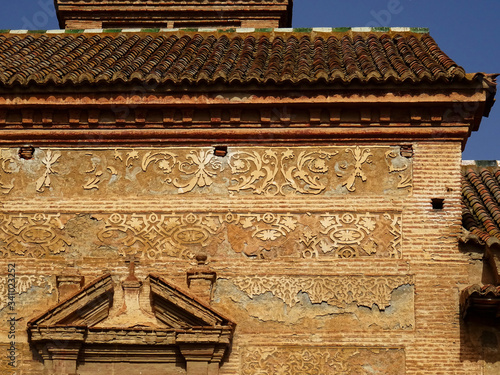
431,198,444,210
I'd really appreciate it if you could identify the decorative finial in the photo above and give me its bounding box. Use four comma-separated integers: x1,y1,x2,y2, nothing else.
195,253,208,266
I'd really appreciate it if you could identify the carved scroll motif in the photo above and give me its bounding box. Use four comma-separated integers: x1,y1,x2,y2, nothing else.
228,149,337,195
83,152,118,190
96,212,299,259
385,149,412,189
1,146,412,197
0,213,70,257
318,212,401,258
0,274,54,310
241,346,406,375
230,275,414,308
0,149,17,194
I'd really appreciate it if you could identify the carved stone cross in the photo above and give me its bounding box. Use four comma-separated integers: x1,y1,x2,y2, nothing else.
124,255,139,282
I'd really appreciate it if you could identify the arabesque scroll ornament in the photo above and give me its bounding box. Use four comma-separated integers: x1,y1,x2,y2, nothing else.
0,149,17,194
0,211,401,260
97,212,223,259
0,213,70,257
1,146,412,196
228,149,337,195
385,149,412,189
230,274,414,308
241,346,405,375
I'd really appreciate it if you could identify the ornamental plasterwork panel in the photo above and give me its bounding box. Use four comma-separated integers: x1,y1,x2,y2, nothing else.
240,346,406,375
0,146,412,197
0,274,54,311
0,211,401,259
229,274,414,309
0,213,70,258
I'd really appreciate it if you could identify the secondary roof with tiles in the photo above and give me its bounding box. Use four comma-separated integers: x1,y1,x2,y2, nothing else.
0,27,471,88
462,162,500,246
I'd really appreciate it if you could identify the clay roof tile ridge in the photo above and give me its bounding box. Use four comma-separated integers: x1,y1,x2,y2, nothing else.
310,37,328,81
196,34,231,83
147,35,182,79
367,34,395,80
75,35,128,84
113,36,156,80
340,35,364,82
227,35,256,84
33,36,90,84
131,36,172,80
262,36,286,84
421,34,465,79
163,35,203,82
63,35,111,82
407,35,447,81
479,169,500,227
99,35,145,80
245,35,271,83
465,170,500,239
212,36,243,83
181,34,218,83
353,35,381,81
293,35,314,83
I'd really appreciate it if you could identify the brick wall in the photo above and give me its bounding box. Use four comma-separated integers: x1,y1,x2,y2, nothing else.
0,140,486,374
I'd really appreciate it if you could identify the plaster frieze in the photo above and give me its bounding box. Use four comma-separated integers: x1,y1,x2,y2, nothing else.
240,346,406,375
1,146,411,198
0,211,403,260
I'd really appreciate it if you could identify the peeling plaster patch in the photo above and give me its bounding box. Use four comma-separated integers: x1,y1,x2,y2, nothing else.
0,275,55,314
64,214,106,257
213,279,414,331
356,284,415,330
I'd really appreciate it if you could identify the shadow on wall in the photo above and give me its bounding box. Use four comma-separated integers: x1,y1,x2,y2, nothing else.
460,316,500,374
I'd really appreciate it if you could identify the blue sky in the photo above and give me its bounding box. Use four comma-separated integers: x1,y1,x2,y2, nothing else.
1,0,499,160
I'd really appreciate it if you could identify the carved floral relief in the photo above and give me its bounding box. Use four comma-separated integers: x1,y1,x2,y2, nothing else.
0,146,412,197
96,211,402,260
0,213,70,258
0,211,402,259
229,274,414,309
241,346,406,375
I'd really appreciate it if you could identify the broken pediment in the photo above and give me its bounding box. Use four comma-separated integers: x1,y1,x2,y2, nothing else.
28,272,235,375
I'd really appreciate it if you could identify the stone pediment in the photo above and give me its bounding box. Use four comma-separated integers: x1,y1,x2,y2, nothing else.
27,272,235,375
29,273,114,328
28,273,233,329
148,273,231,328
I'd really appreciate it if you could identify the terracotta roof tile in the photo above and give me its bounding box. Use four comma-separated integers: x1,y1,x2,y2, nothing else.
460,283,500,318
462,284,500,299
0,29,468,88
462,164,500,245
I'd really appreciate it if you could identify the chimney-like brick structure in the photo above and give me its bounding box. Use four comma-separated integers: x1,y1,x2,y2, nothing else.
54,0,293,29
187,253,217,303
56,269,84,302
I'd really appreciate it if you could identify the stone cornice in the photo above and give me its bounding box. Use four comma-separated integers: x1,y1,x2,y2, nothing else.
0,88,490,146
